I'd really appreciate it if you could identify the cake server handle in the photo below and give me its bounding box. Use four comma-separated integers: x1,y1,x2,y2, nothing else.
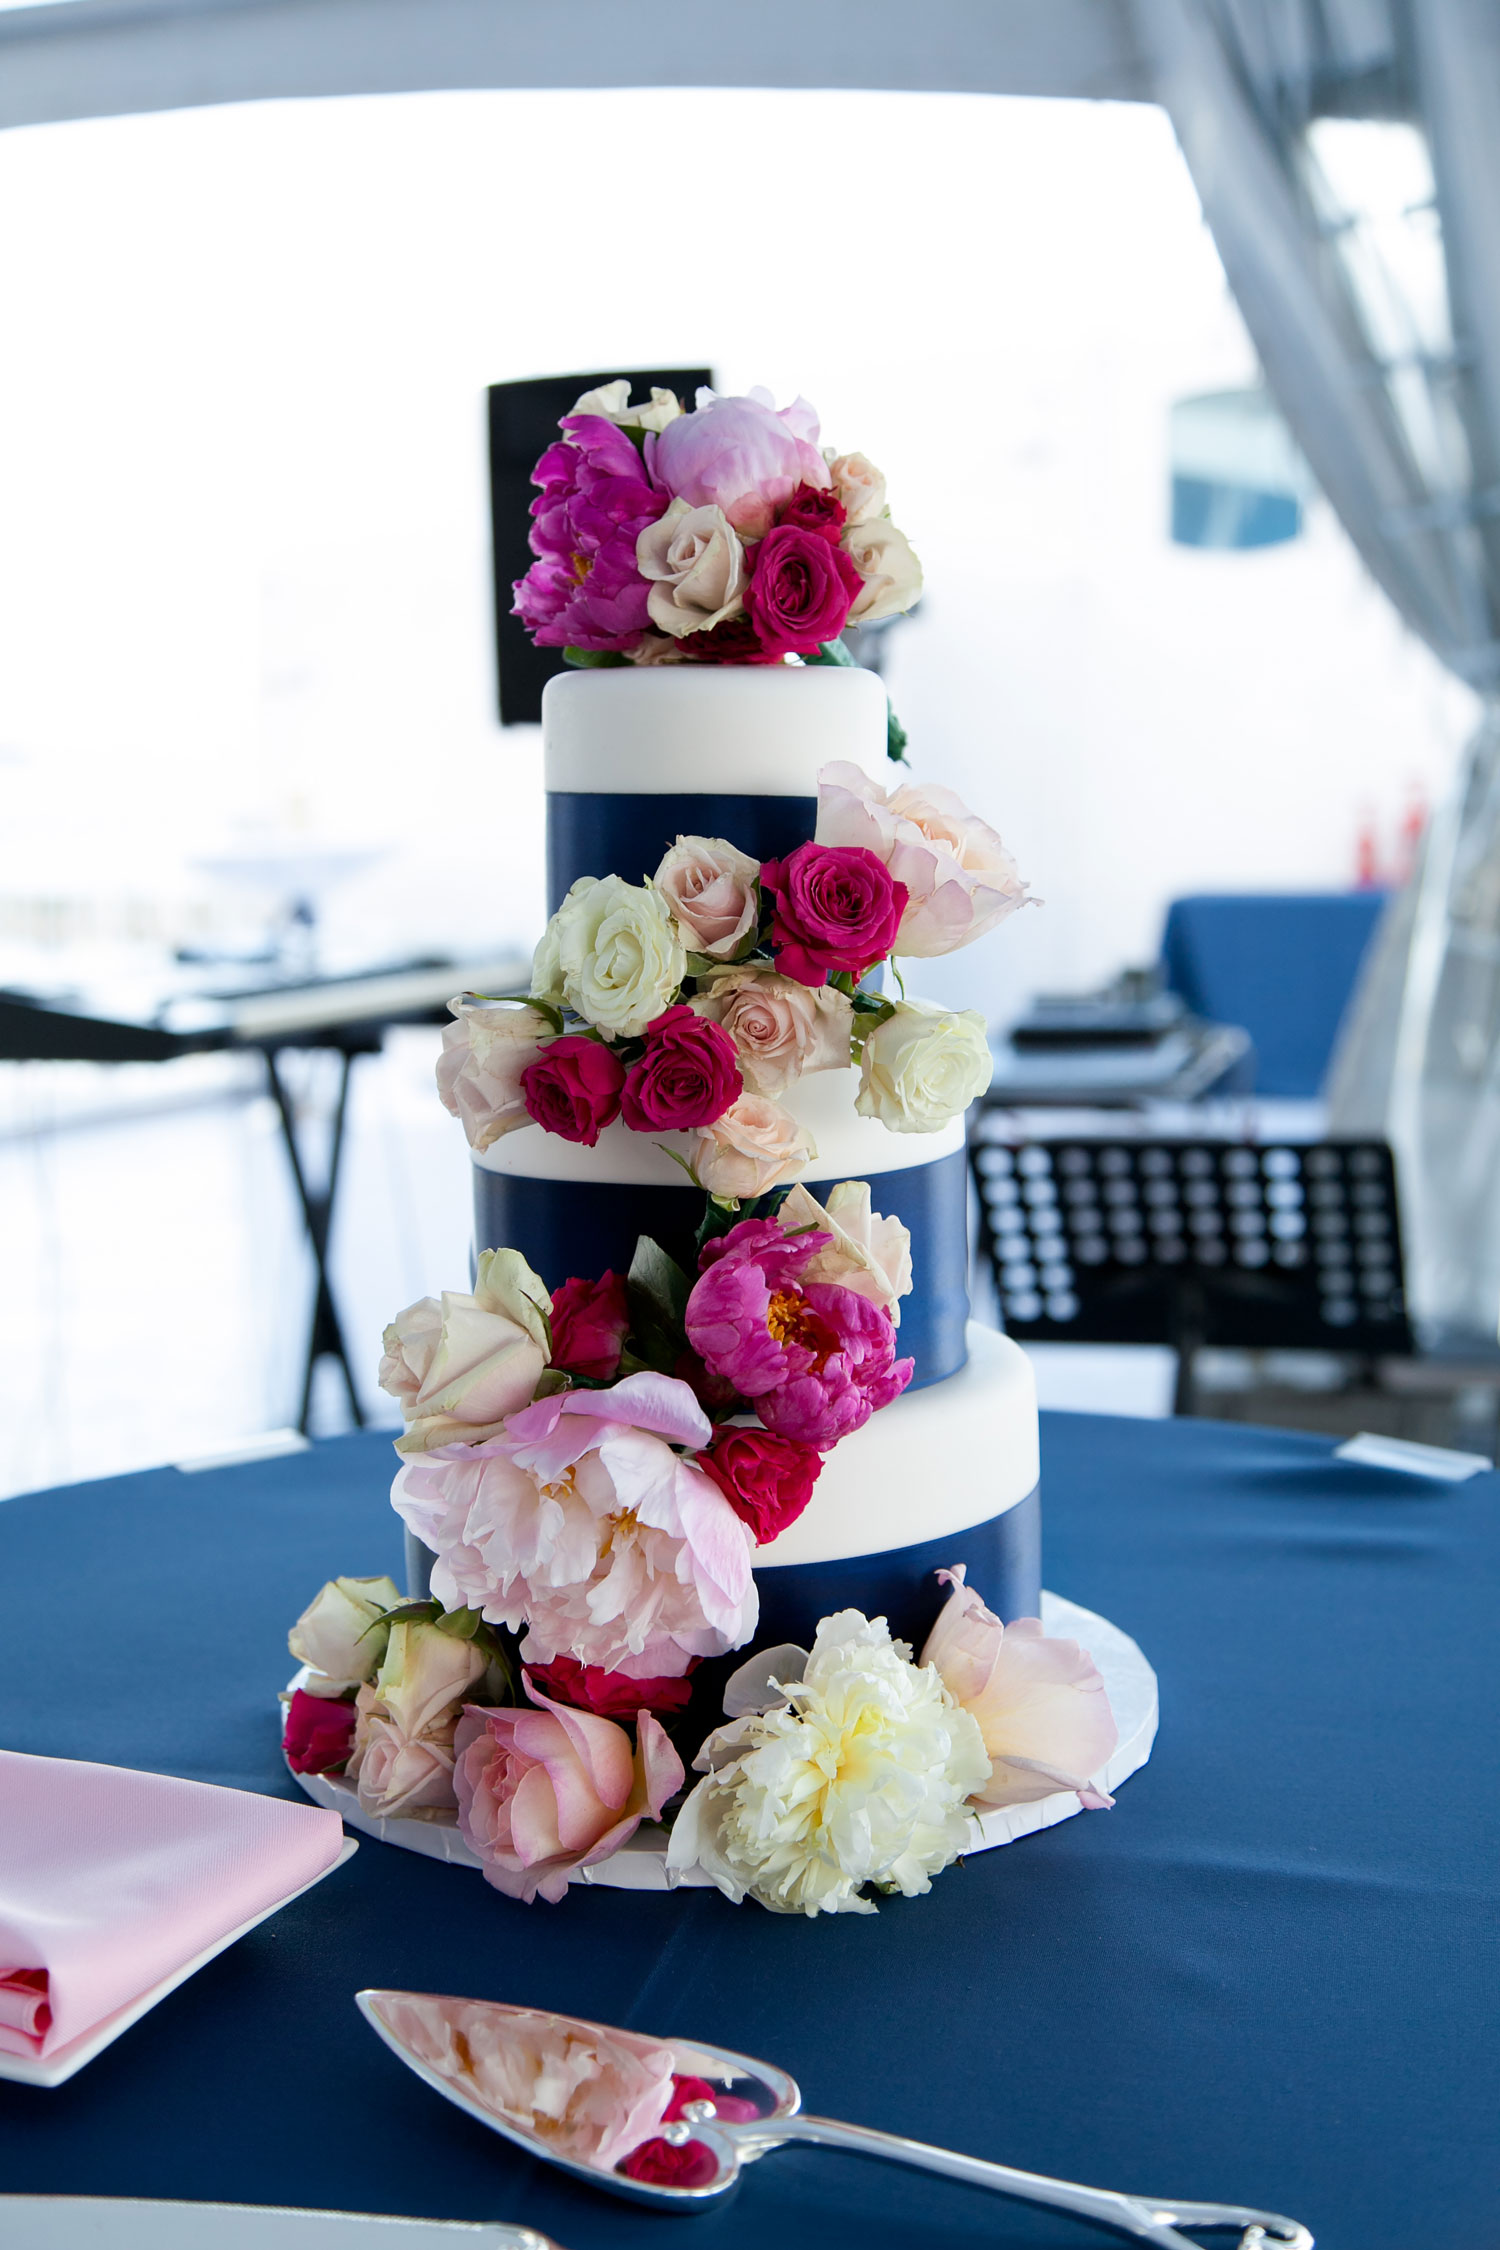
718,2111,1312,2249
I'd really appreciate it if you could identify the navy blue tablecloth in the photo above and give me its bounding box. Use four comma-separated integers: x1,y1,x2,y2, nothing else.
0,1412,1494,2250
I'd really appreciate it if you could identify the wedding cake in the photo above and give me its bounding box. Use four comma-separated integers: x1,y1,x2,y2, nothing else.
281,385,1123,1918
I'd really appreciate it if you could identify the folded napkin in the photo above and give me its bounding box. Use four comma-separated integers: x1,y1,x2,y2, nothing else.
0,1750,345,2061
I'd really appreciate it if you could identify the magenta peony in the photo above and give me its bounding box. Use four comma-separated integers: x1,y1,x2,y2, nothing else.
647,388,829,540
620,1006,743,1133
549,1270,630,1381
513,415,668,652
761,841,908,986
523,1654,698,1720
282,1688,356,1775
685,1218,913,1448
453,1683,684,1904
743,524,864,658
699,1425,822,1542
521,1035,626,1146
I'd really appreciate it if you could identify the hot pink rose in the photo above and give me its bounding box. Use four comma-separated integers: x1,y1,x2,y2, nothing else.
743,525,863,658
685,1219,914,1449
761,842,908,987
549,1271,630,1381
620,1006,743,1133
453,1683,684,1904
647,388,829,539
699,1425,822,1542
282,1688,356,1775
524,1653,697,1719
521,1035,626,1146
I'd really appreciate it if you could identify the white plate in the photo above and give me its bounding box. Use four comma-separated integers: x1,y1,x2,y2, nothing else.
0,2201,551,2248
290,1594,1158,1892
0,1837,358,2089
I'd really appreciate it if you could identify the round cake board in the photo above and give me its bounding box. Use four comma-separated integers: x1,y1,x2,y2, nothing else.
287,1592,1157,1893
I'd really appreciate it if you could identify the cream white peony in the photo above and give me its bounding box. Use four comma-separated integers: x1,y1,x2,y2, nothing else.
378,1248,551,1455
843,518,923,623
287,1573,403,1697
436,998,554,1151
774,1180,913,1324
856,1001,992,1133
666,1609,988,1915
816,761,1030,959
537,874,687,1038
691,1091,816,1199
691,968,851,1096
637,498,748,638
653,835,760,959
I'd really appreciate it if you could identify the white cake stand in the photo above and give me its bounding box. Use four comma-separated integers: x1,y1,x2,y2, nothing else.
287,1593,1157,1894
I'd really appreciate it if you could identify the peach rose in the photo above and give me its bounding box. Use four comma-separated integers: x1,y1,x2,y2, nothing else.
774,1179,912,1323
817,761,1029,959
378,1248,550,1455
653,836,760,959
691,1092,816,1200
691,967,852,1095
823,449,888,524
436,999,554,1153
920,1567,1118,1811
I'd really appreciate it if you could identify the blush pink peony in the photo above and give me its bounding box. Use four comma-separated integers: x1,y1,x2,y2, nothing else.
647,388,830,540
453,1682,684,1904
815,762,1029,959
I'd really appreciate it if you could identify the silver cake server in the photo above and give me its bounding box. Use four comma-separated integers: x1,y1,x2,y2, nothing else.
357,1991,1312,2250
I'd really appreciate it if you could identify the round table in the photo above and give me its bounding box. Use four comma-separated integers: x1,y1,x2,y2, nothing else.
1,1412,1494,2250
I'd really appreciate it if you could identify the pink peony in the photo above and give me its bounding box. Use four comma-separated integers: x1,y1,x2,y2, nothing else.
453,1682,683,1904
513,415,668,652
815,762,1029,959
620,1006,742,1133
761,841,908,987
391,1371,759,1678
743,524,864,659
524,1653,697,1720
549,1271,630,1381
282,1688,356,1775
647,387,830,540
920,1567,1118,1810
699,1425,822,1542
521,1035,626,1146
685,1219,913,1448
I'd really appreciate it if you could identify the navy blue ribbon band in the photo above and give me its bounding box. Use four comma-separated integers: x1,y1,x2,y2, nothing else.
548,790,817,910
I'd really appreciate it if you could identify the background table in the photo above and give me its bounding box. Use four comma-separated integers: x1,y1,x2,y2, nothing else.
0,1413,1494,2250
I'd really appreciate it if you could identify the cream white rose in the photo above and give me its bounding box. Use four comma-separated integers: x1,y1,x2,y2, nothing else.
435,999,553,1152
816,761,1029,959
775,1180,913,1323
856,1002,992,1133
371,1619,488,1739
692,1092,816,1200
529,883,584,1007
550,873,686,1038
823,449,888,524
637,498,748,638
288,1573,403,1696
379,1248,551,1455
691,968,852,1096
843,518,923,623
653,835,760,959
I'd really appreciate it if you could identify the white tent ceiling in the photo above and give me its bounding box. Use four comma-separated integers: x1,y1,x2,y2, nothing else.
0,0,1151,131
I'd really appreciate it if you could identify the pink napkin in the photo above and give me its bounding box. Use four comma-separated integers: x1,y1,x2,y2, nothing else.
0,1749,346,2061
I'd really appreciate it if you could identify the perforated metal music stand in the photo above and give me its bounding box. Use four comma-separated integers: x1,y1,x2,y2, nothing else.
968,1126,1412,1415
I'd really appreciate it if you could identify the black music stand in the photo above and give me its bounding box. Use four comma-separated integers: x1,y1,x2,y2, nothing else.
968,1125,1413,1415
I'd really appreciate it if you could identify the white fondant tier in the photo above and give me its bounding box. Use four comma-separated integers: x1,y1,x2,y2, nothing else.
543,663,887,796
758,1324,1037,1568
472,1062,964,1186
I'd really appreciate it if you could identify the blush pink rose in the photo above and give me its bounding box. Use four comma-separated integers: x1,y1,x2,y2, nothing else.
549,1271,630,1381
691,968,852,1097
653,835,760,958
453,1684,684,1903
620,1006,743,1133
691,1091,816,1200
920,1566,1118,1810
436,999,553,1151
743,525,863,658
761,841,907,986
647,387,830,539
521,1034,626,1146
815,761,1029,959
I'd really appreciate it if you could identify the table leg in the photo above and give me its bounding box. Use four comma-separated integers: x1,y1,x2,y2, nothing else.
262,1047,366,1435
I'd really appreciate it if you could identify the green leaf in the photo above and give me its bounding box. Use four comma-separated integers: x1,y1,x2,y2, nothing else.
807,638,858,669
886,703,909,764
433,1606,485,1641
851,990,896,1019
654,1141,703,1190
359,1599,437,1641
529,998,565,1036
627,1233,693,1370
562,646,628,669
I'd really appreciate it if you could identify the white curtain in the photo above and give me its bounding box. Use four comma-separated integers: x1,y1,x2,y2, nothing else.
1137,0,1500,1344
